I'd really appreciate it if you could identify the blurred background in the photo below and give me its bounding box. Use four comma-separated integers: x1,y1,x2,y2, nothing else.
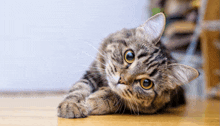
0,0,149,92
0,0,219,99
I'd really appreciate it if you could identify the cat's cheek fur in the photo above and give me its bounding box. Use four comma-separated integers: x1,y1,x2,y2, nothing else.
106,74,118,93
105,63,120,92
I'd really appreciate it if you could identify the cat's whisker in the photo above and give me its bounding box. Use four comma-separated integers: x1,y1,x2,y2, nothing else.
84,41,109,60
124,89,136,115
129,101,136,115
89,67,106,71
71,70,107,77
106,68,113,78
127,101,134,115
114,98,122,113
122,101,127,115
71,63,106,70
128,93,138,115
117,101,123,114
114,97,121,106
119,101,124,114
114,103,121,113
131,96,139,115
81,40,110,62
82,51,106,67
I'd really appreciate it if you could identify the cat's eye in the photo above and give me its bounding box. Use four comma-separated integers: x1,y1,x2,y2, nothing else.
140,79,154,90
124,50,135,64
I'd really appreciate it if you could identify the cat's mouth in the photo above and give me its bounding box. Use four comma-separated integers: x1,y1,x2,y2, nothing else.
106,74,131,97
105,64,133,98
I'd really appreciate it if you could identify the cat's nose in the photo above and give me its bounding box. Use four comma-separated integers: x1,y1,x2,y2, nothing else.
118,77,126,84
118,73,134,85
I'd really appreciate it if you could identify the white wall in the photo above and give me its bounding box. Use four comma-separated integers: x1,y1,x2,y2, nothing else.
0,0,149,91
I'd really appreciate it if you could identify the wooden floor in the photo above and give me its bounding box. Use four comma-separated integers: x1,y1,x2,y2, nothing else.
0,95,219,126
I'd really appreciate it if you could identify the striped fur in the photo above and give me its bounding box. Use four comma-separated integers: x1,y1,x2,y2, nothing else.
57,13,199,118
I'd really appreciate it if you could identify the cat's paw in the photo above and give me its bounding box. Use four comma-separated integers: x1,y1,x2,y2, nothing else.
57,100,89,118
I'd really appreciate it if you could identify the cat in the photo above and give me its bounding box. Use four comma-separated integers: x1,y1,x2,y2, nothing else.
57,13,199,118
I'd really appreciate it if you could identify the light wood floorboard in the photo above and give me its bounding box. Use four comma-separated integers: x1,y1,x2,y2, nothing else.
0,96,219,126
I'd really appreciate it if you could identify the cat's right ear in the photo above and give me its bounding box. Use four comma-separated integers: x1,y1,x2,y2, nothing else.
136,13,166,44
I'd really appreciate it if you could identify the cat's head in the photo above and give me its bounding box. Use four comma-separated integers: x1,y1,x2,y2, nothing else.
102,13,199,111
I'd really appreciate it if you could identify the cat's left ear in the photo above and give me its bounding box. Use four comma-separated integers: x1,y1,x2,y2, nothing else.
167,63,199,86
136,13,165,44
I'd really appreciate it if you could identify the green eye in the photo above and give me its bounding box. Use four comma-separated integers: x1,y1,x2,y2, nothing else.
140,79,154,90
124,50,135,64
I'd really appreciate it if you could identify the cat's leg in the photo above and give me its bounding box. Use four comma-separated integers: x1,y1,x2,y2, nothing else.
57,79,93,118
86,87,122,115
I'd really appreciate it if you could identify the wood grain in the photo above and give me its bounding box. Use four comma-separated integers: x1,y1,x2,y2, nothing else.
0,96,219,126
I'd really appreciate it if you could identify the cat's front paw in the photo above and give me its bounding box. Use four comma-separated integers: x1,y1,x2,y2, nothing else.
57,100,89,118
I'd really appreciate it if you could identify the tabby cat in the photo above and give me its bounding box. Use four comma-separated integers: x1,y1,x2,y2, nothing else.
57,13,199,118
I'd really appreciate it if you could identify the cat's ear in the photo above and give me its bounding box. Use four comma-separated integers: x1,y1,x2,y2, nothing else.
167,63,199,86
136,13,165,44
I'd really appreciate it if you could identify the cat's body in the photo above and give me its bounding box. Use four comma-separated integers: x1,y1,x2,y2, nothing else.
58,13,199,118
